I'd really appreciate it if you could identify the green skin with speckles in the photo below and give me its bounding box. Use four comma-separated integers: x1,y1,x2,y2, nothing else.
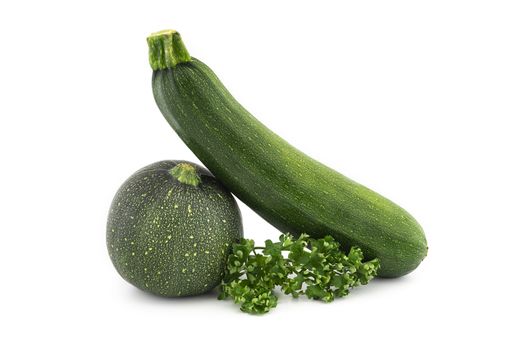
107,160,243,296
149,31,428,277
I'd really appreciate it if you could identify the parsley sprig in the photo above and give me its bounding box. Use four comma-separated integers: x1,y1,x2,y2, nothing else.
218,233,380,314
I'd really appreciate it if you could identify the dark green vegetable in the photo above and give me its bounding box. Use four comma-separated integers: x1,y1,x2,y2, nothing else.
219,233,380,314
106,160,243,296
147,30,428,277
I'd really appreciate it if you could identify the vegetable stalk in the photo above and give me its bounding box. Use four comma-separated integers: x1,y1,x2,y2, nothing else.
147,30,191,70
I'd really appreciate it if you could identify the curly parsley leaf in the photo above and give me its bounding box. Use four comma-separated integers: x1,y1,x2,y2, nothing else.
218,233,380,314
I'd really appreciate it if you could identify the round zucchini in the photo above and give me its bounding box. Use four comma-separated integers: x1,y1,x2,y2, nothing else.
107,160,243,296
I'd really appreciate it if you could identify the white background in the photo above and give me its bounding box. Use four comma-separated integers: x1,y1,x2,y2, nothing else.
1,1,525,348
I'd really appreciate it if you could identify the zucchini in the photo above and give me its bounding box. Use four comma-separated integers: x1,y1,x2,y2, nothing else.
107,160,243,296
147,30,427,277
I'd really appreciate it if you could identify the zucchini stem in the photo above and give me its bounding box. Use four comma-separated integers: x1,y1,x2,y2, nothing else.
169,163,201,186
147,29,191,70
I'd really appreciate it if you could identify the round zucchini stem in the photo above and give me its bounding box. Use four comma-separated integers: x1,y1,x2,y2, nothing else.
147,29,191,70
169,163,201,186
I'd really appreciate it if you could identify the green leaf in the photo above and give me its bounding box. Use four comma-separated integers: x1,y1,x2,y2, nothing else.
263,239,282,257
218,233,380,314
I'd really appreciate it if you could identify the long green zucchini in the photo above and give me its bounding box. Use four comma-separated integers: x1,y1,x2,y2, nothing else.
147,30,428,277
